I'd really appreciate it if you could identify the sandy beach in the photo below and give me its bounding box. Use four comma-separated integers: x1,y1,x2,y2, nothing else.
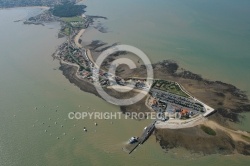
86,49,99,68
204,120,250,144
74,29,85,48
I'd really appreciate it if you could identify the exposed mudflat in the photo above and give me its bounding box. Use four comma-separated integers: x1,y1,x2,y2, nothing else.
155,118,250,155
118,60,250,123
59,55,250,156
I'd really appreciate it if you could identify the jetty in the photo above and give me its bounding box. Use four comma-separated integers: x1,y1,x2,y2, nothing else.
123,120,156,154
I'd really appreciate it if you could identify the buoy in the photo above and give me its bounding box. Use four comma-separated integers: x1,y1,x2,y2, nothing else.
57,106,59,108
55,122,57,124
61,125,63,127
57,137,59,139
49,118,51,120
63,133,66,135
95,123,97,126
14,115,16,117
73,137,75,140
32,124,35,127
45,130,47,132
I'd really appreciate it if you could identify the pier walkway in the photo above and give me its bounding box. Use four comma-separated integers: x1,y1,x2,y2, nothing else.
123,120,156,154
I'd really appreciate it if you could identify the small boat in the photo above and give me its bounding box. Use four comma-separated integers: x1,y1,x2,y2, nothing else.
128,136,138,144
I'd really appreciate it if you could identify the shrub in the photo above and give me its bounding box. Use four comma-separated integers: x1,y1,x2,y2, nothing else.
201,125,216,136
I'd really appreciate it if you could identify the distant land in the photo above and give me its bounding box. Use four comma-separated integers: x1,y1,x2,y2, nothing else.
51,1,86,17
0,0,82,8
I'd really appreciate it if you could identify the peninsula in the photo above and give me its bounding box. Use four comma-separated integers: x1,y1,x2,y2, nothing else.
18,1,250,156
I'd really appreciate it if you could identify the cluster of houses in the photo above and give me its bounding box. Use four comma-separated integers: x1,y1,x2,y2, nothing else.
70,21,85,28
56,27,152,92
26,10,59,24
148,88,206,120
151,89,204,112
57,35,90,70
98,73,151,91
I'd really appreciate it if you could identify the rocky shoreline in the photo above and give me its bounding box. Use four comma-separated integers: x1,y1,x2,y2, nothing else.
84,41,250,123
21,2,250,156
59,54,250,123
59,56,250,155
156,61,250,122
155,124,250,155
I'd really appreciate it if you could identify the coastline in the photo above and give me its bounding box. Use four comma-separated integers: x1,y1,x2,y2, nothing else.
86,49,99,68
74,29,85,48
58,61,250,155
0,6,50,10
51,5,250,155
16,4,250,156
59,57,250,123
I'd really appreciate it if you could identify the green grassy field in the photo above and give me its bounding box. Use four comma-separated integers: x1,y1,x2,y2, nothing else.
200,125,216,136
153,80,189,98
61,16,85,28
62,27,71,36
61,16,84,23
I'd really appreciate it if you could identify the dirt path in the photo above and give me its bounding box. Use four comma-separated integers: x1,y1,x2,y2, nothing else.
204,120,250,144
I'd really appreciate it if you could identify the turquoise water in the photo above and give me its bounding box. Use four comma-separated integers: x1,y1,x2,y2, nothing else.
83,0,250,94
0,3,250,166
